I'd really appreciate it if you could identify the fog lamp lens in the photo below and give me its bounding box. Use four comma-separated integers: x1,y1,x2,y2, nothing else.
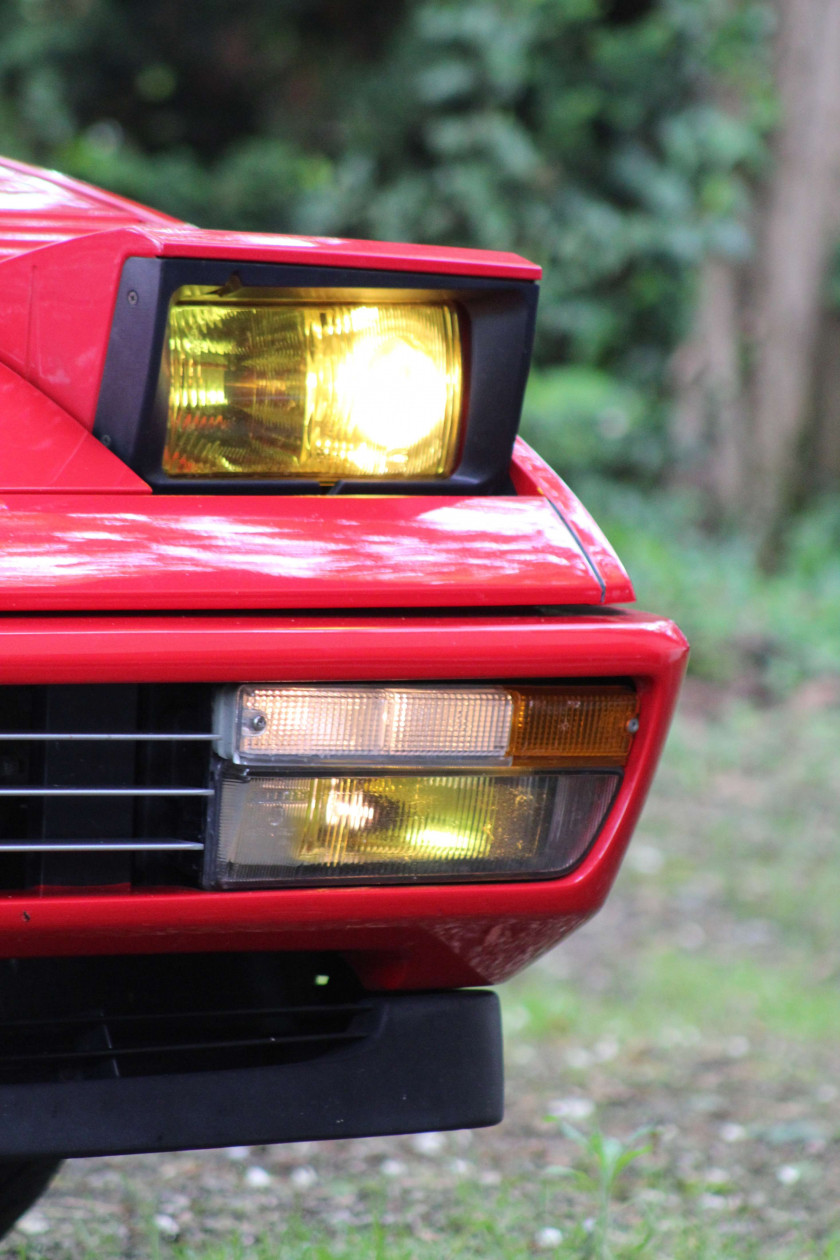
212,771,618,887
162,291,463,480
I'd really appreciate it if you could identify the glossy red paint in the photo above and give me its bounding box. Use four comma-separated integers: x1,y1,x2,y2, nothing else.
510,438,634,602
0,609,688,988
0,441,631,609
0,361,149,494
0,501,602,613
0,159,539,432
0,157,176,261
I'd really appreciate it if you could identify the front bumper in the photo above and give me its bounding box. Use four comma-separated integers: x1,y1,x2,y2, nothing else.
0,608,687,989
0,988,502,1159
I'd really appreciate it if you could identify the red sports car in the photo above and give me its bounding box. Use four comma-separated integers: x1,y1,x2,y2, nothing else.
0,157,687,1233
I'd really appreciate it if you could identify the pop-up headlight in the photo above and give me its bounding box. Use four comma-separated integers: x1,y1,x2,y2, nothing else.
207,684,637,888
94,259,537,494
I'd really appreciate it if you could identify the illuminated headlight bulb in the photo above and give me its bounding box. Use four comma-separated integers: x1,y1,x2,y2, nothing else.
163,294,463,480
335,335,450,457
324,787,376,831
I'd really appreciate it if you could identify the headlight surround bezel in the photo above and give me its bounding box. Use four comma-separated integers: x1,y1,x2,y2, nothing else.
94,258,538,495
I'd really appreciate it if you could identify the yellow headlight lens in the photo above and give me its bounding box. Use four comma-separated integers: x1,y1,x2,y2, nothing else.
162,291,463,480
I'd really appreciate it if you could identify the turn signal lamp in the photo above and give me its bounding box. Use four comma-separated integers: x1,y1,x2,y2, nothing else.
207,684,638,887
162,292,463,480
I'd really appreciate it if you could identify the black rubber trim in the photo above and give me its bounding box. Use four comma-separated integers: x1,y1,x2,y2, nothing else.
0,990,503,1159
0,1159,62,1239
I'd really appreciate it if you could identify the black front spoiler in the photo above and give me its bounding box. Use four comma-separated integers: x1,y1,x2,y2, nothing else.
0,990,503,1159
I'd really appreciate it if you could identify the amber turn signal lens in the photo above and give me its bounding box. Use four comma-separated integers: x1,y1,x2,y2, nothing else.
162,291,463,480
508,686,639,767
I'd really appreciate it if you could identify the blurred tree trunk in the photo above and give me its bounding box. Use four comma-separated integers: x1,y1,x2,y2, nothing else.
809,311,840,490
672,256,748,518
674,0,840,566
750,0,840,565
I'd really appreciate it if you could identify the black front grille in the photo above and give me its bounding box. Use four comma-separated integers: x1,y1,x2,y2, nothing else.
0,683,214,889
0,952,374,1084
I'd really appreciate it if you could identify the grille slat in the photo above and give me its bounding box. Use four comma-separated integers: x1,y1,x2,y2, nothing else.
3,1029,370,1068
0,1002,371,1030
0,733,216,742
0,787,212,797
0,841,204,852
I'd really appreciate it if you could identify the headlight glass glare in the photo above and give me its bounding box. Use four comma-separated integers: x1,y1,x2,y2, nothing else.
162,290,463,480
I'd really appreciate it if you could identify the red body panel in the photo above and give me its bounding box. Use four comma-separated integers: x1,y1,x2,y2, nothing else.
510,438,634,601
0,157,682,1005
0,489,622,612
0,361,149,493
0,156,176,261
0,610,687,989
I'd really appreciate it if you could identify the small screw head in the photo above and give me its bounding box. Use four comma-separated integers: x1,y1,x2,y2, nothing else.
248,712,268,733
627,717,640,734
127,289,139,306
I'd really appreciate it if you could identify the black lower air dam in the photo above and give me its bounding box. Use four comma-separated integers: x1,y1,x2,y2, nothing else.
0,990,503,1159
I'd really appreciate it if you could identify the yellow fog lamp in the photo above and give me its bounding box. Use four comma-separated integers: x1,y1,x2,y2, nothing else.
162,292,463,480
206,684,637,888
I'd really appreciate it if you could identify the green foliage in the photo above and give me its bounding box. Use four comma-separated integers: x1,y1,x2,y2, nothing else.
521,365,663,481
0,0,773,393
292,0,772,381
547,1124,654,1260
569,474,840,693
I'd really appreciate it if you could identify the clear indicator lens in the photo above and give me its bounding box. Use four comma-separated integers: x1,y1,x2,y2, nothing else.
233,686,513,765
162,293,463,480
213,771,619,887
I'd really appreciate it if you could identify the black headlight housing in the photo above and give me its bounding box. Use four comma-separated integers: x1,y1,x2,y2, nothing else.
94,258,538,495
